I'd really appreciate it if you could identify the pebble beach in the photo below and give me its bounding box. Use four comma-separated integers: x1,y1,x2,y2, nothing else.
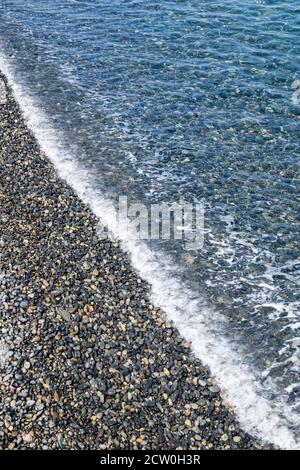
0,72,266,450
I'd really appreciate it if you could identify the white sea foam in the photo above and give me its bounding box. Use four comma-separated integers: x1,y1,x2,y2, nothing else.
0,51,299,449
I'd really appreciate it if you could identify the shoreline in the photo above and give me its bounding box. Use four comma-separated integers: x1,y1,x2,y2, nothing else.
0,71,265,449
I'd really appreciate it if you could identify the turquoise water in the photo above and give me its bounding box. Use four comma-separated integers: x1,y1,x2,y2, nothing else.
0,0,299,442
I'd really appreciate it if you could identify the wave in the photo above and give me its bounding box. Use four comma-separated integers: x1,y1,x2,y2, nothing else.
0,50,299,449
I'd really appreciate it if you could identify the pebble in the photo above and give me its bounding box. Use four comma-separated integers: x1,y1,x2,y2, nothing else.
22,433,34,443
57,308,71,322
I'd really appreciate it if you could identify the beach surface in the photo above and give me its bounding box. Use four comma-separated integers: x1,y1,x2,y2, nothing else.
0,72,264,450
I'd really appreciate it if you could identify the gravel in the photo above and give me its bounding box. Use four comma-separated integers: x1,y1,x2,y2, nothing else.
0,71,268,450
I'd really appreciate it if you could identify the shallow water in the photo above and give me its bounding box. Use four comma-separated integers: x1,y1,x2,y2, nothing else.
0,0,299,447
